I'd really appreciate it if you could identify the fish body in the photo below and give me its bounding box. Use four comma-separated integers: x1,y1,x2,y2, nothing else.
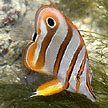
23,6,96,102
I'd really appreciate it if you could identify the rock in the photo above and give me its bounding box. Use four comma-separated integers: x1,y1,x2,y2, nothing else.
0,39,29,84
0,0,27,28
0,0,59,84
0,39,27,65
0,0,107,88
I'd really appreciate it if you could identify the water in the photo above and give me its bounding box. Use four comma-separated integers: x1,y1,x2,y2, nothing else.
0,0,108,108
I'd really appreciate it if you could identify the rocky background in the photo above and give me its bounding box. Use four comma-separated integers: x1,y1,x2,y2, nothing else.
0,0,108,108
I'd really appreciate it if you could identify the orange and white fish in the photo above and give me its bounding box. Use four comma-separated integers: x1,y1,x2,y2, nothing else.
23,6,96,102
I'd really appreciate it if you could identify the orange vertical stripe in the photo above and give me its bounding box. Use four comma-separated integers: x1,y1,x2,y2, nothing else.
64,26,85,89
23,42,38,70
35,28,58,69
86,65,96,99
76,81,80,93
53,19,73,76
76,50,88,92
35,10,59,69
23,42,34,69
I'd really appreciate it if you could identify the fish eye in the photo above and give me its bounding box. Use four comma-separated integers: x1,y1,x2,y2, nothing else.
46,17,56,28
32,32,38,42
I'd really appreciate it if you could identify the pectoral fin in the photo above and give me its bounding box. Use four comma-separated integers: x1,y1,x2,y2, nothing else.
30,79,65,97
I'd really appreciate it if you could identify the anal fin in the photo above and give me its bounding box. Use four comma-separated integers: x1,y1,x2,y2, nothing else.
31,79,65,97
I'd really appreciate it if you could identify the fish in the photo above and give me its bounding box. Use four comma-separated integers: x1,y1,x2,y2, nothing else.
23,5,96,102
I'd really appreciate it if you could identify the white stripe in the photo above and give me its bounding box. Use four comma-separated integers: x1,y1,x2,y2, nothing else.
76,59,87,93
68,46,85,91
43,12,68,74
34,7,62,67
77,59,95,102
34,19,47,65
33,7,49,65
57,26,81,85
32,32,35,41
36,8,48,33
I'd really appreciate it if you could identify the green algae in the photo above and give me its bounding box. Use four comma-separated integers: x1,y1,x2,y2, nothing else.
0,84,99,108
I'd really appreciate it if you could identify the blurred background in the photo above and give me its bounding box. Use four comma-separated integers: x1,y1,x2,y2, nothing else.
0,0,108,108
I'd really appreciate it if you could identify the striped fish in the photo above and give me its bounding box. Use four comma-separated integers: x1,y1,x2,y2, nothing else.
23,6,96,102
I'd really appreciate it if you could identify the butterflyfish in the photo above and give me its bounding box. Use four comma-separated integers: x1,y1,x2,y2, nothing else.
23,6,96,102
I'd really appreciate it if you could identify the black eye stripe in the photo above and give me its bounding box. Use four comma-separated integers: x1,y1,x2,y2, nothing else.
33,32,37,42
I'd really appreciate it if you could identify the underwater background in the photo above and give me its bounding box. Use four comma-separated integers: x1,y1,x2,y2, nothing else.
0,0,108,108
